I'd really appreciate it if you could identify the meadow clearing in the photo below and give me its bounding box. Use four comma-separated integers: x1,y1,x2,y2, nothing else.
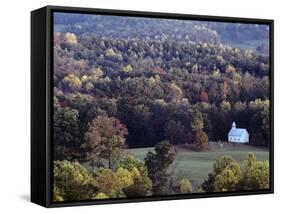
127,144,269,190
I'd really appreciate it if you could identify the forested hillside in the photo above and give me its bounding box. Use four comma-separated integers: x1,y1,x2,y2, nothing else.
54,13,269,54
54,13,270,153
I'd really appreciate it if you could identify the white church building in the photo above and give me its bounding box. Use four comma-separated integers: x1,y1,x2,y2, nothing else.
228,122,249,144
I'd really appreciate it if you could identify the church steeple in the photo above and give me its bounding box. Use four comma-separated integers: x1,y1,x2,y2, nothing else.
232,122,236,129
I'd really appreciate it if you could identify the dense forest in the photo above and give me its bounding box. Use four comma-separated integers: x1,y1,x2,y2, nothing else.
52,13,270,201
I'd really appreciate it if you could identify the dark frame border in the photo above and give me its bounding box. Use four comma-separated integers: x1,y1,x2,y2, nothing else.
44,5,274,207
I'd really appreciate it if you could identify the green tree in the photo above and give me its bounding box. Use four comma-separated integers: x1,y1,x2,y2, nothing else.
225,64,236,73
202,156,241,192
202,154,269,192
122,168,152,197
85,82,94,92
53,107,80,160
94,192,109,199
170,83,183,103
179,178,193,193
53,185,64,202
237,153,269,190
94,166,151,198
116,167,134,189
62,74,82,91
249,99,270,147
220,101,231,111
122,64,133,73
145,141,175,195
117,155,149,178
91,67,104,79
118,156,152,196
164,120,187,145
64,32,78,44
53,160,97,201
213,162,242,192
191,110,204,131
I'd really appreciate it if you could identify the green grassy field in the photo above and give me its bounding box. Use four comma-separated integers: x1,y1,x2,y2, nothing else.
127,144,269,190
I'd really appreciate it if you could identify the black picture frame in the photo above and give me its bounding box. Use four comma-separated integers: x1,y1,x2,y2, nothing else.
31,5,274,208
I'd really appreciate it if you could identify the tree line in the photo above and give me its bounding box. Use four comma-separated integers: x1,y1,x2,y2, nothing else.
54,139,269,201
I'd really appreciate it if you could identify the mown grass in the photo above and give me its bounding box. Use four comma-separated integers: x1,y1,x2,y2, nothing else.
127,144,269,190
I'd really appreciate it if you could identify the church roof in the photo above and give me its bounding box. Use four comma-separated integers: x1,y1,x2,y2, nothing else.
228,128,247,137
